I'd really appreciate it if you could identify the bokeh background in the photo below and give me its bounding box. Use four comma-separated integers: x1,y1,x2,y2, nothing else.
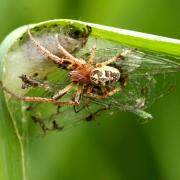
0,0,180,180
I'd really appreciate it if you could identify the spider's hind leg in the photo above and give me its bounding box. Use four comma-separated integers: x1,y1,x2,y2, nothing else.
87,42,97,65
87,85,122,99
96,49,133,67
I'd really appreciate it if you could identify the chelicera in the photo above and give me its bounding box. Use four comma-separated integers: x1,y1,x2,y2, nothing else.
2,28,132,106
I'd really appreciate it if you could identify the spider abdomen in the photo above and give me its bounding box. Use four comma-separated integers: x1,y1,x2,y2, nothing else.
90,66,120,85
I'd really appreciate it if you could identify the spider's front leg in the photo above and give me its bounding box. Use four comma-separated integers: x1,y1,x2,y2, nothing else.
55,34,85,65
28,29,77,67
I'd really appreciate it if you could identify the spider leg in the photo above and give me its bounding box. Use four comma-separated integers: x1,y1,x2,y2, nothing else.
87,85,93,94
52,82,75,100
55,34,85,65
87,85,105,99
106,87,122,96
87,86,122,99
28,29,74,65
73,86,91,113
0,81,76,106
95,49,132,67
87,42,96,65
73,85,83,104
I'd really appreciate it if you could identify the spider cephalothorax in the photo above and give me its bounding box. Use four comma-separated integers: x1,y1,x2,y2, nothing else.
2,28,131,106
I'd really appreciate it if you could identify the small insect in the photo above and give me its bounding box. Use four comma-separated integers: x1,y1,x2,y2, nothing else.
2,29,132,106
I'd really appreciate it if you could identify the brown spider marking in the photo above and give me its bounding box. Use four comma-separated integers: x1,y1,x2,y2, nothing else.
1,27,132,106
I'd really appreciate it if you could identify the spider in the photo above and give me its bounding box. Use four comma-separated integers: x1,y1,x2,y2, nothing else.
2,28,132,106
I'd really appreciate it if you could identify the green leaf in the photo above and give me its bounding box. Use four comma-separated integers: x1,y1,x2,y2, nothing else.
0,19,180,180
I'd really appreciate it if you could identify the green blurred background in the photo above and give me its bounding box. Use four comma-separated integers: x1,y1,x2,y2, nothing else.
0,0,180,180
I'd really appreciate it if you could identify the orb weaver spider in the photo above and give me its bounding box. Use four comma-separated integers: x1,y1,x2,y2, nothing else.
2,28,132,106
